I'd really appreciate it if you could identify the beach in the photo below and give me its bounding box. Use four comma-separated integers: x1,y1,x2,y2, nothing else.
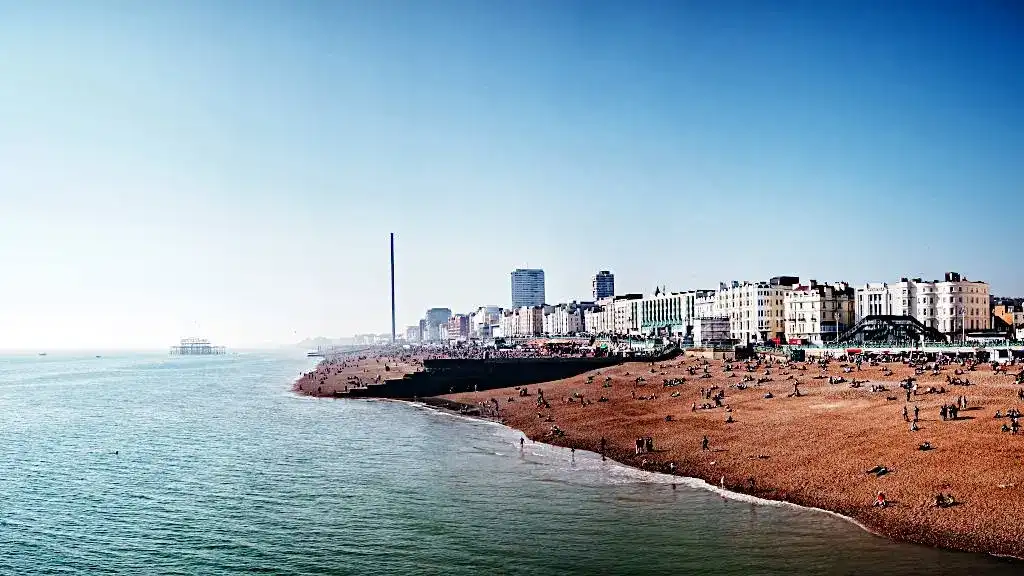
439,354,1024,558
293,351,423,396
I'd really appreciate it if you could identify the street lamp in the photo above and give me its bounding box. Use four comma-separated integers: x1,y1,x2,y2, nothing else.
835,310,841,345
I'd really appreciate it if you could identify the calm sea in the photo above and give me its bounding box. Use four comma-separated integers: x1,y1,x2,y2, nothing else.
0,352,1017,575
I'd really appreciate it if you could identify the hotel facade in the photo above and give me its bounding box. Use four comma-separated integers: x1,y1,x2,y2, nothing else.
855,272,990,336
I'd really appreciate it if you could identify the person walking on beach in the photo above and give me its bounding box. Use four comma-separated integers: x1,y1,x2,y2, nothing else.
914,405,920,422
903,406,909,422
701,435,710,451
520,437,525,449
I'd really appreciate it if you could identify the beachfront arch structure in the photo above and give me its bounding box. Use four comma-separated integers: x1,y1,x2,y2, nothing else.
836,315,949,346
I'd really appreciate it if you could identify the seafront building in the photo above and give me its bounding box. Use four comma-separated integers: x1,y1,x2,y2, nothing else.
542,302,593,336
592,271,615,300
404,269,1004,347
583,304,610,335
511,269,546,308
469,306,502,339
639,289,715,339
446,314,470,342
581,294,644,335
715,276,798,344
423,307,452,342
497,306,545,338
855,272,991,336
783,281,856,346
694,291,718,320
613,295,643,335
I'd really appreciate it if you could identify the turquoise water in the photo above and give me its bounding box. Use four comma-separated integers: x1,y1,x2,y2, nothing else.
0,353,1017,575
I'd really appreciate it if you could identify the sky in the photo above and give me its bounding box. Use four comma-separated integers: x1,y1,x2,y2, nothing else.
0,0,1021,349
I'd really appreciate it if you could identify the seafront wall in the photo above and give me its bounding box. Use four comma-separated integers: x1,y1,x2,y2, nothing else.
346,356,623,399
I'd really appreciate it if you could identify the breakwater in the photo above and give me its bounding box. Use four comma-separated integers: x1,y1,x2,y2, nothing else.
344,356,623,399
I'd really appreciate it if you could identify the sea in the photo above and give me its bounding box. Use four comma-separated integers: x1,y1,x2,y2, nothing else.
0,352,1017,575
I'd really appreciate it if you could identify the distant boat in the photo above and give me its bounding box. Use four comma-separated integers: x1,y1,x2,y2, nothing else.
38,352,47,356
95,355,102,358
307,350,324,358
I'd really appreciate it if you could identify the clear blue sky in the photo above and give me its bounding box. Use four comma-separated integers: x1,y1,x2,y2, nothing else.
1,0,1021,349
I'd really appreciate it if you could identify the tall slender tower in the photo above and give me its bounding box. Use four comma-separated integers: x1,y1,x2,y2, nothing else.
390,233,396,343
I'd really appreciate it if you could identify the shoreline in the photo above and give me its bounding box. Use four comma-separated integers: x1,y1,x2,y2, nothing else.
440,356,1024,560
403,398,881,536
402,396,1021,562
294,350,1024,560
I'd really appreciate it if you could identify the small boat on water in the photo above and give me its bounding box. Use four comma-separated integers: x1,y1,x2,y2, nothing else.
38,352,47,356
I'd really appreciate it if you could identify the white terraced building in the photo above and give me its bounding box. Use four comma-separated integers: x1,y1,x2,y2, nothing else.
855,272,990,336
783,281,856,346
584,302,612,335
469,306,502,339
715,277,798,344
543,304,585,336
694,292,718,320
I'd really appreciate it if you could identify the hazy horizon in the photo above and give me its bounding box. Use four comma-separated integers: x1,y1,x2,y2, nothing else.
2,1,1021,349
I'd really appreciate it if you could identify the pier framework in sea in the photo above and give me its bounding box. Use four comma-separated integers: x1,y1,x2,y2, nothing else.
170,338,226,355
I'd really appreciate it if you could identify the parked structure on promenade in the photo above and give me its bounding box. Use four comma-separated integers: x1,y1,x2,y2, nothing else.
592,270,615,300
784,280,855,346
855,272,990,337
693,317,731,347
511,268,545,308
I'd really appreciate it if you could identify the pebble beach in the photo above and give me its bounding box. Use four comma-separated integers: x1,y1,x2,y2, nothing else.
444,354,1024,558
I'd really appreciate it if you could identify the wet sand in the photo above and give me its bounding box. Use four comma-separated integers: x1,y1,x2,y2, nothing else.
444,355,1024,558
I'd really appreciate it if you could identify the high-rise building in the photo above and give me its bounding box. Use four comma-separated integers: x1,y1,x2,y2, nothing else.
423,307,452,341
511,269,545,308
592,270,615,300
